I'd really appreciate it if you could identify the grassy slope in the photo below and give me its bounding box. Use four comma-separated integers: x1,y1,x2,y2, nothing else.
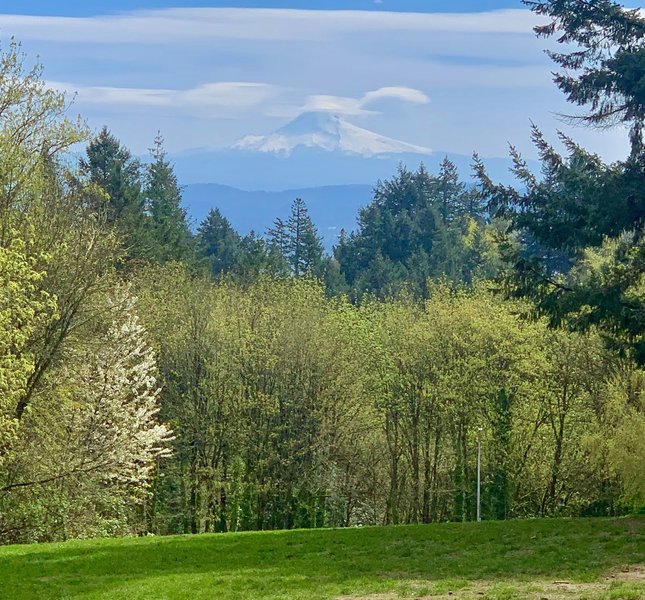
0,518,643,600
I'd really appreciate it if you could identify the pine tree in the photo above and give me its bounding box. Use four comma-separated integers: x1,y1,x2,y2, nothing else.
284,198,324,278
196,208,242,276
80,127,146,260
144,133,193,263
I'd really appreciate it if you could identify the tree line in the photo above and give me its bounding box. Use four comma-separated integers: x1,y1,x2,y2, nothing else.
134,271,642,534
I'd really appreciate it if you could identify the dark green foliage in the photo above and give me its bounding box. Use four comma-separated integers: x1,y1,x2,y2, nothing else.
476,0,645,363
437,156,467,224
196,208,242,276
336,162,494,298
81,128,194,265
525,0,645,153
195,209,290,283
476,135,644,362
80,127,147,260
270,197,325,277
236,231,288,282
144,134,193,263
321,257,349,296
266,217,289,259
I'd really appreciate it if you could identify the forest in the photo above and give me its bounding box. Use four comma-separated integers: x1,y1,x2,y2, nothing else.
0,0,643,544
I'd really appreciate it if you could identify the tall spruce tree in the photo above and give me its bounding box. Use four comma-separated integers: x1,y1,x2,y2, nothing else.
80,127,147,261
144,134,193,263
281,198,324,278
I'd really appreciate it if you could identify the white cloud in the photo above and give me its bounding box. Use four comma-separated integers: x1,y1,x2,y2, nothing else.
49,80,280,115
362,87,429,106
52,79,431,120
302,94,375,116
0,8,545,44
301,86,430,116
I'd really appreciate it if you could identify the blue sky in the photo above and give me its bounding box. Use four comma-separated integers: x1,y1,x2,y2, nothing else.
0,1,631,164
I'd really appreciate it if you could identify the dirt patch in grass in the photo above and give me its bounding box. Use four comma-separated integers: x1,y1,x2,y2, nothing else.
336,596,398,600
624,519,645,535
335,565,645,599
611,564,645,582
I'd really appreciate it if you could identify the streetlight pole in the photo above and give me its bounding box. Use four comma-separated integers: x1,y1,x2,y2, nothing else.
477,427,482,522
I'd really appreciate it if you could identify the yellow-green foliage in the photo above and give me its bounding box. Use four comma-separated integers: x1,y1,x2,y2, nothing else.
0,40,86,233
0,239,55,468
0,41,170,545
134,265,644,533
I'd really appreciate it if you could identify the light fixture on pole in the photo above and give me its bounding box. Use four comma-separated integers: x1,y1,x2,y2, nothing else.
477,426,483,522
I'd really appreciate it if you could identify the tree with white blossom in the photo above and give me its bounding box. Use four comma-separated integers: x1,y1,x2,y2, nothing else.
0,286,172,541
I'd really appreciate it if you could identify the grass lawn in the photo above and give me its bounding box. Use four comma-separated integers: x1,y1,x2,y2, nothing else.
0,517,643,599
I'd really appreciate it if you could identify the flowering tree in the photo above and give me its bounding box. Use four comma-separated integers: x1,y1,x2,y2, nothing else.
62,287,173,486
0,286,172,542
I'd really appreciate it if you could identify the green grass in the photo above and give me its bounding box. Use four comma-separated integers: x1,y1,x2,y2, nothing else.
0,518,643,599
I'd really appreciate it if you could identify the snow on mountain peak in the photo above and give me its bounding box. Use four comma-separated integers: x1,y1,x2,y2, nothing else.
232,111,431,157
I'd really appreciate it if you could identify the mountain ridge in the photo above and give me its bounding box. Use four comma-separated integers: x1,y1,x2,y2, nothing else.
182,182,374,251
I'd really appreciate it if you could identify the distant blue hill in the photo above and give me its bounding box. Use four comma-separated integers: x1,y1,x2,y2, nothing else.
171,146,529,191
181,183,374,251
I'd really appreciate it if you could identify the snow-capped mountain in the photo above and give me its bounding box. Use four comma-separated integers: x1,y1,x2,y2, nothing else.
171,111,534,194
232,111,431,157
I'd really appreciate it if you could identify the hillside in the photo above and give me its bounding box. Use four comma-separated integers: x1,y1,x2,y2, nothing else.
1,518,643,599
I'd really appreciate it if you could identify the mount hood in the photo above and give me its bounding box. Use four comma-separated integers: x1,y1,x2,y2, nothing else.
232,111,431,158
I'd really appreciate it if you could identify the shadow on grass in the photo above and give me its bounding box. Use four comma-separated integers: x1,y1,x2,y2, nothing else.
0,517,642,599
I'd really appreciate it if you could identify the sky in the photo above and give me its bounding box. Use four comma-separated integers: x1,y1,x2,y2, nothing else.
0,0,633,163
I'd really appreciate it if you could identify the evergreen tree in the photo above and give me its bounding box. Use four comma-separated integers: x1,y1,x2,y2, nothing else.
437,157,464,224
336,164,497,297
80,127,146,260
321,257,349,296
335,164,438,296
144,133,193,263
476,1,645,363
267,218,289,260
196,208,242,277
283,198,324,278
525,0,645,154
236,231,288,282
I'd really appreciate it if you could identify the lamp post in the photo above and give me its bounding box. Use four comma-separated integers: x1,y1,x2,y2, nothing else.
477,426,483,522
